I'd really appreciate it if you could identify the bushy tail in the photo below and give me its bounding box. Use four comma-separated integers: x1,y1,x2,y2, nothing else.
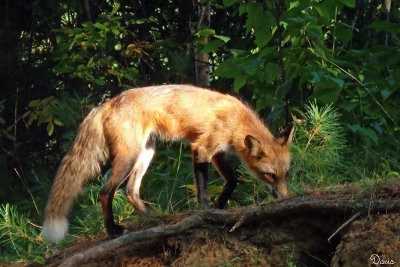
42,107,109,243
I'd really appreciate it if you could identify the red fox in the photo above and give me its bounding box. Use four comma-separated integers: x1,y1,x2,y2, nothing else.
42,85,293,243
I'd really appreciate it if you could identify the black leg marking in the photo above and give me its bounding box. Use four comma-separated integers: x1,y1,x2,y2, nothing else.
212,152,237,209
100,156,134,236
192,150,210,207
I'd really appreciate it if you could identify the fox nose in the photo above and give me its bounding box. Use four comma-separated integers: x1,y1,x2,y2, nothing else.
266,183,288,199
265,184,281,199
271,189,280,199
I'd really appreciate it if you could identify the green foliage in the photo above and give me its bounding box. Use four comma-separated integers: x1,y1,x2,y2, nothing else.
0,100,13,140
0,204,46,264
213,0,400,150
52,4,141,89
141,143,197,213
52,93,95,149
27,96,63,136
290,102,346,188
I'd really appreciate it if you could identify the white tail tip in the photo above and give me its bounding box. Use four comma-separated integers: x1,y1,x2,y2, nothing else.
42,217,69,243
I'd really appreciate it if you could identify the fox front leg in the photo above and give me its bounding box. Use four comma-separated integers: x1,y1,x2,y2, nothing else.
211,152,237,209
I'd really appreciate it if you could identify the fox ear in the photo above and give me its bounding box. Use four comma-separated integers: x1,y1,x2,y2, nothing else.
244,135,265,157
275,124,294,146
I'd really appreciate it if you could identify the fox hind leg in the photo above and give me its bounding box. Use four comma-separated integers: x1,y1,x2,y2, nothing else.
126,136,155,215
191,147,210,207
100,152,137,236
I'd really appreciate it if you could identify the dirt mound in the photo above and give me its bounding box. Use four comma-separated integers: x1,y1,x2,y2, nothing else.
169,215,337,266
35,181,400,267
332,214,400,266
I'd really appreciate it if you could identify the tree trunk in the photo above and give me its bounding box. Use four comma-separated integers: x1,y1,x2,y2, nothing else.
195,0,210,87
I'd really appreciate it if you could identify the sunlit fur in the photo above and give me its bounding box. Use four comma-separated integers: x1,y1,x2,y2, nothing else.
42,85,293,242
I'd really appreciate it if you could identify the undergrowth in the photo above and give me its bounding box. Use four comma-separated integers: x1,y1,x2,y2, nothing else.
0,102,399,265
290,101,347,191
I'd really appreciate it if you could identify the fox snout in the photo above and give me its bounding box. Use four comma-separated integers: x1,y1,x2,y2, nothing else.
265,182,288,199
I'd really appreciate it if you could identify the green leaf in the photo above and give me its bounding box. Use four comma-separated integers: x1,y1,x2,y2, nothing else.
214,59,241,78
202,40,224,53
254,25,273,48
243,2,262,33
288,1,300,10
276,80,292,98
242,2,275,47
234,75,246,92
181,184,195,191
114,43,121,50
254,11,276,47
230,49,247,58
53,118,64,126
213,34,231,43
338,0,355,8
238,3,249,16
47,122,54,136
81,21,93,28
124,67,139,80
42,96,55,104
335,22,353,44
339,101,358,112
258,47,275,58
368,21,400,35
242,59,264,75
28,99,40,107
223,0,241,7
306,24,323,40
196,29,215,37
314,0,337,21
380,89,392,100
93,22,107,31
311,72,344,104
256,94,285,110
347,124,378,145
111,2,120,15
208,185,223,196
34,256,46,265
27,113,36,126
265,62,280,82
94,77,106,85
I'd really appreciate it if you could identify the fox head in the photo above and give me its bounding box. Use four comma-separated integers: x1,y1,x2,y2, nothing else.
243,125,294,199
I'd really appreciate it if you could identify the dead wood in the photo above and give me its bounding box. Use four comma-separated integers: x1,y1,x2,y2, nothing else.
53,196,400,267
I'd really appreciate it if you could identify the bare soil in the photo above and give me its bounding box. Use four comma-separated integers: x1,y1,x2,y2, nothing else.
32,179,400,267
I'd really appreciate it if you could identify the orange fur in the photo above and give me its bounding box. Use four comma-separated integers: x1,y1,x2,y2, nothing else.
42,85,293,242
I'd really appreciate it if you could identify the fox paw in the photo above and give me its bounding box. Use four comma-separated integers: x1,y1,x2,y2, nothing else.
107,224,125,237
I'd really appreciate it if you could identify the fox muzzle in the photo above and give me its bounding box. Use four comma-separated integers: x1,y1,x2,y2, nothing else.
265,183,288,199
265,184,281,199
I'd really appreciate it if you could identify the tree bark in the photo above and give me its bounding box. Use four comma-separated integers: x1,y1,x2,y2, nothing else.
82,0,92,22
384,0,391,46
195,0,210,87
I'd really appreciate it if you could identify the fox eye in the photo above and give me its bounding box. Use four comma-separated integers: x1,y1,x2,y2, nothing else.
262,172,276,181
285,169,291,179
